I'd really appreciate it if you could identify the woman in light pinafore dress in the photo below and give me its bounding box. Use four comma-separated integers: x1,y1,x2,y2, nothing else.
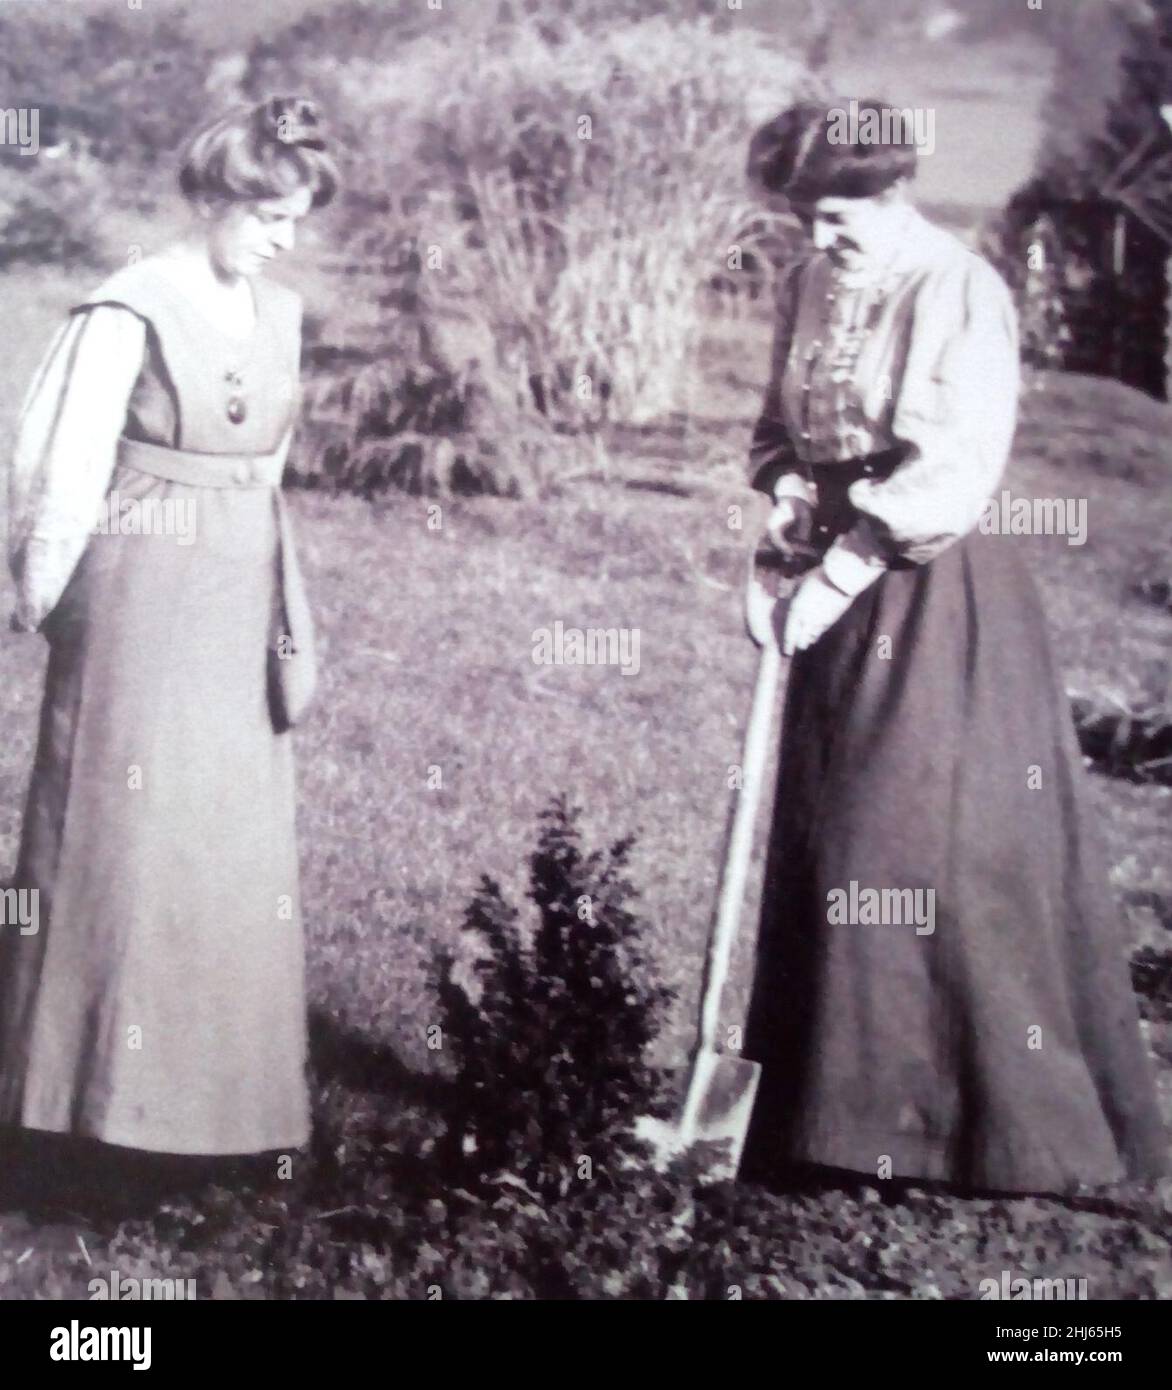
1,98,337,1184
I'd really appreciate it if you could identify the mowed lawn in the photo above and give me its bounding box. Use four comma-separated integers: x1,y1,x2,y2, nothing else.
0,269,1170,1298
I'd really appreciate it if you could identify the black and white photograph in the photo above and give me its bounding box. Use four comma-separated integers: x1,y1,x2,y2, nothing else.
0,0,1169,1352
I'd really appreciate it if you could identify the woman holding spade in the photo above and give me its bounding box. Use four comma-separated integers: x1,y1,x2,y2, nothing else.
739,98,1165,1196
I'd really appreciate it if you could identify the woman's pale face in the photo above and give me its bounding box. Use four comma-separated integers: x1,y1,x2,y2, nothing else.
204,187,314,279
792,187,906,272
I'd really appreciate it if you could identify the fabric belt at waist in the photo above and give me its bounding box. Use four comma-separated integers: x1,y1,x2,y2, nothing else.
806,447,904,494
116,435,287,489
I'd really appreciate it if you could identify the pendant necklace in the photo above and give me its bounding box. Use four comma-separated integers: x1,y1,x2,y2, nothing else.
225,365,248,424
222,281,255,425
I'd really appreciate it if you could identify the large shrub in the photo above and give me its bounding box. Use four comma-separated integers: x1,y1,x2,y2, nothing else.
259,9,810,493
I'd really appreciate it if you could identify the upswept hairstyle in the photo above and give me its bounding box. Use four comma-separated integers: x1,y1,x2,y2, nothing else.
178,95,339,210
748,98,918,202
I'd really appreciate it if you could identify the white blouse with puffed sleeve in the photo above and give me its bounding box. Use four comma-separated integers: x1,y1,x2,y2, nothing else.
7,306,147,633
750,207,1021,596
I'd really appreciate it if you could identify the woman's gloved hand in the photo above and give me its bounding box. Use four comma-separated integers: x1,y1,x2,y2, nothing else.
780,567,856,655
765,496,817,559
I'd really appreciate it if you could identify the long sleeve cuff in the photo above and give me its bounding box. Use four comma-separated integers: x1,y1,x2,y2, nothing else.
821,524,889,597
9,599,40,634
749,445,805,500
772,471,817,507
10,532,86,633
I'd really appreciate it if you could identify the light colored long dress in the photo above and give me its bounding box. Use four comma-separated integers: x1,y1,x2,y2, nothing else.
1,259,312,1155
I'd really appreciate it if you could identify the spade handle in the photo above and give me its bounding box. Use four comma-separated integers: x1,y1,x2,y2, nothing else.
679,551,790,1137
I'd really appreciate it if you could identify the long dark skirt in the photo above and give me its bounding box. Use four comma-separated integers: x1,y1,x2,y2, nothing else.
742,528,1167,1194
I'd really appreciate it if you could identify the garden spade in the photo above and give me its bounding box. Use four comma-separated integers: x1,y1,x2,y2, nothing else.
636,543,796,1182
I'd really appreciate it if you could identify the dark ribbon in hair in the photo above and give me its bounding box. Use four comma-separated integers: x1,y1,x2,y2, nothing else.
259,96,326,151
